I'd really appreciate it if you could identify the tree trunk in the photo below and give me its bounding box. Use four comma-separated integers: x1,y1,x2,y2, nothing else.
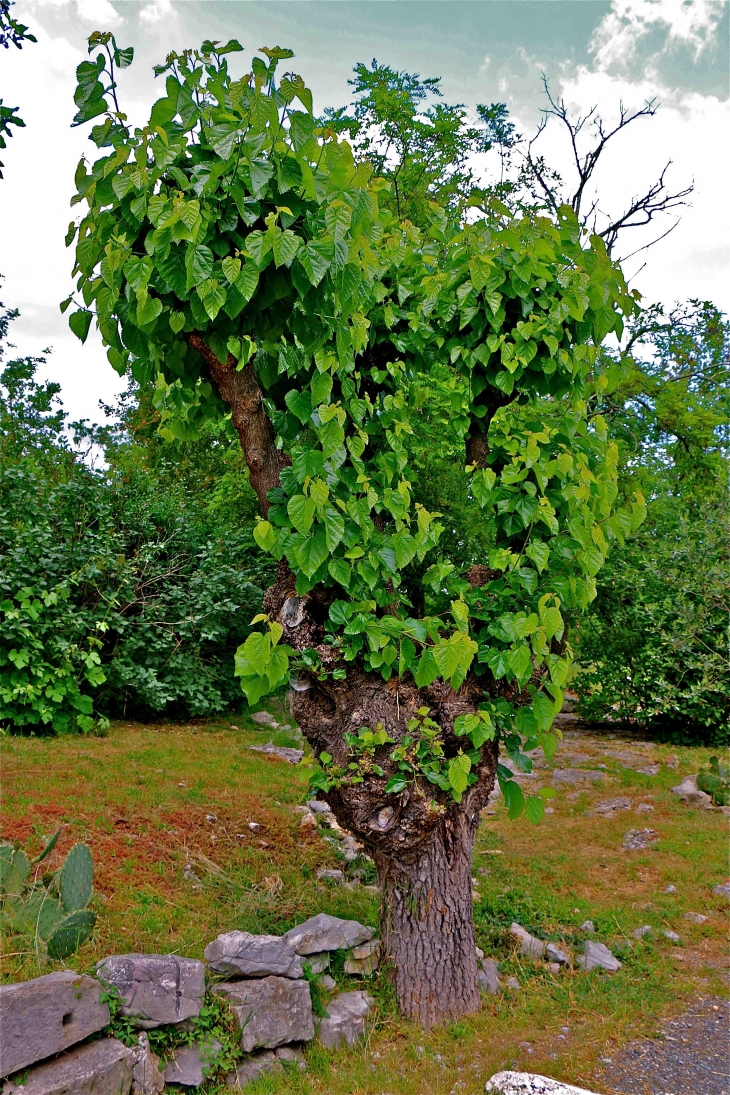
374,810,481,1026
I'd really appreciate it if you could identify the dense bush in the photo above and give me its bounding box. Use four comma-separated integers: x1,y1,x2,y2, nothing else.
574,301,730,745
0,305,273,732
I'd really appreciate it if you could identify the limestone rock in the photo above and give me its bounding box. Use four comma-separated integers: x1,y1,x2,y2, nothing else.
306,800,331,814
684,911,709,924
164,1039,221,1087
215,976,314,1052
343,939,380,975
0,971,110,1078
632,763,660,776
2,1038,133,1095
317,990,373,1049
632,925,653,940
671,776,712,807
664,885,678,894
304,952,329,975
316,868,345,884
131,1033,164,1095
662,929,681,943
478,958,501,995
95,954,205,1029
276,1044,307,1070
485,1071,602,1094
510,922,546,959
576,941,622,973
204,930,303,979
251,711,278,727
622,828,659,851
248,741,303,764
545,943,570,966
594,797,631,817
225,1050,280,1088
579,920,595,933
712,881,730,902
551,769,605,784
317,974,337,991
505,976,521,991
283,913,374,955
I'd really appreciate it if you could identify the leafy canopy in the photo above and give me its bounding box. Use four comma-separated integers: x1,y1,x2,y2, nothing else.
67,35,644,814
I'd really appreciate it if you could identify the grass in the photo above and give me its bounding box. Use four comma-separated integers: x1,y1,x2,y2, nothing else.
1,713,727,1095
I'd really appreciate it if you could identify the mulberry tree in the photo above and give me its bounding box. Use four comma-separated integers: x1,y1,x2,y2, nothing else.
67,34,644,1026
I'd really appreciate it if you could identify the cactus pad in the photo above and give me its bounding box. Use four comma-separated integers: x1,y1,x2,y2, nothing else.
60,843,93,911
47,909,96,959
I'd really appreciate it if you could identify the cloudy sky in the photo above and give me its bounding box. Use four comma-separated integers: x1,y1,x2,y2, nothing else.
1,0,728,423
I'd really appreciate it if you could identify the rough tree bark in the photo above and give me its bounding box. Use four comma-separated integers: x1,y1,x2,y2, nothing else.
196,336,502,1026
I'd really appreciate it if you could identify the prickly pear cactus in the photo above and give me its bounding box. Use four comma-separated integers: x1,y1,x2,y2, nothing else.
60,843,93,912
47,909,96,960
0,832,97,960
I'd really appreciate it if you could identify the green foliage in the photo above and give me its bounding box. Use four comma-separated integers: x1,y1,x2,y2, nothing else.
575,302,730,745
0,0,36,178
696,756,730,806
0,832,96,959
67,34,642,817
0,311,273,733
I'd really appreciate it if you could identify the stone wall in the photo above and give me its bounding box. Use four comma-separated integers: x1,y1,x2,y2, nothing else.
0,913,377,1093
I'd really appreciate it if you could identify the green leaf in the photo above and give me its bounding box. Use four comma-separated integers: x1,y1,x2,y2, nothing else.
384,775,408,794
328,556,351,588
235,263,260,302
525,541,550,572
272,228,301,268
253,520,276,552
68,308,94,343
185,244,214,288
325,202,351,241
299,240,333,286
136,292,163,326
287,494,316,533
507,644,532,685
222,256,241,284
323,506,345,551
448,753,471,798
199,280,227,321
169,311,185,333
295,527,328,578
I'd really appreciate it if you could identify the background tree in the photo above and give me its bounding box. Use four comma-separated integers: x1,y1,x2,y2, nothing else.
66,34,643,1025
0,0,36,178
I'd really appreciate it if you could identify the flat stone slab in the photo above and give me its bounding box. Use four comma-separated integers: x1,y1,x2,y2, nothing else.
551,769,606,784
2,1038,133,1095
712,881,730,902
225,1050,280,1088
622,828,659,851
671,776,712,807
204,930,303,978
164,1039,221,1087
593,796,631,816
214,976,314,1053
96,953,205,1028
131,1033,164,1094
248,741,304,764
510,922,546,960
485,1072,603,1094
576,941,622,973
317,991,374,1050
283,913,374,955
0,971,110,1078
344,939,380,975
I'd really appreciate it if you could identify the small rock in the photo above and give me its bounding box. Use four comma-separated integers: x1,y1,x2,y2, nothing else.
317,974,337,991
344,939,380,975
299,812,318,829
632,764,660,776
215,977,314,1052
664,885,678,894
636,803,654,813
317,990,374,1049
662,929,681,943
712,881,730,902
671,775,712,807
164,1039,221,1087
248,821,261,832
552,769,606,784
479,958,501,995
632,925,653,939
594,796,631,817
579,920,595,933
276,1044,307,1070
547,963,561,974
224,1050,280,1088
684,911,709,924
485,1072,601,1094
664,755,679,768
2,1038,134,1095
131,1033,165,1094
283,913,374,955
304,952,329,975
545,943,570,966
249,741,303,764
505,976,521,991
205,814,217,822
576,941,622,973
316,868,345,884
306,800,332,814
204,930,303,979
622,828,659,851
472,889,482,903
228,724,240,731
251,711,278,727
510,922,546,959
376,806,394,829
95,955,206,1029
0,971,111,1078
183,864,201,887
475,946,485,960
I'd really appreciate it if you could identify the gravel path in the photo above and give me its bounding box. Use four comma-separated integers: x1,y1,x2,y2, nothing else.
595,994,729,1095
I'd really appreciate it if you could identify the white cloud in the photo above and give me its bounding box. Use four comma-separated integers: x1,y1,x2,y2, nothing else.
139,0,177,29
590,0,724,73
29,0,123,27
